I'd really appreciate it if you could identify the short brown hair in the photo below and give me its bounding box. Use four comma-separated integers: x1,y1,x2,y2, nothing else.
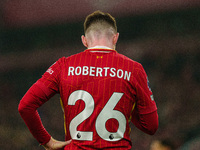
84,10,117,34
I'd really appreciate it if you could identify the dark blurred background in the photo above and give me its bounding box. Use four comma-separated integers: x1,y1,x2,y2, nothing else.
0,0,200,150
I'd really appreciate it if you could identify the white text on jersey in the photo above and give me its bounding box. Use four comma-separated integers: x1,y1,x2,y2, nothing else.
68,66,131,81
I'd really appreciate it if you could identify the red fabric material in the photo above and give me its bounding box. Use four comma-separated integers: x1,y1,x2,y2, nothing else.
18,82,56,145
18,48,158,149
131,110,158,135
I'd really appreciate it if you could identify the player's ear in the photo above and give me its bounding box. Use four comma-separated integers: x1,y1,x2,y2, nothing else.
81,35,88,48
113,33,119,46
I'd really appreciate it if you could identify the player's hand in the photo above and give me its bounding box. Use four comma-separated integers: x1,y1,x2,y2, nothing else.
43,137,72,150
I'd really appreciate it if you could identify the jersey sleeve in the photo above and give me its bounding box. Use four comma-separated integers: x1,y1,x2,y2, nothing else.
18,57,65,145
38,57,65,93
134,63,157,114
18,83,53,145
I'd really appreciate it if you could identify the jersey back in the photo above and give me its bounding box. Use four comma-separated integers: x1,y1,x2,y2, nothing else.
39,49,157,149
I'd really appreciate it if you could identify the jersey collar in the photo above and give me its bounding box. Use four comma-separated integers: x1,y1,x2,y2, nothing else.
85,46,116,53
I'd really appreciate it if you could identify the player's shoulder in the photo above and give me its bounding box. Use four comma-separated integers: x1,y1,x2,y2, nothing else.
57,51,85,62
116,52,143,68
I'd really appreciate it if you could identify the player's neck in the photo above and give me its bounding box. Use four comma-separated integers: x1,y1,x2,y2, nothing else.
86,34,116,49
88,43,115,50
88,45,112,50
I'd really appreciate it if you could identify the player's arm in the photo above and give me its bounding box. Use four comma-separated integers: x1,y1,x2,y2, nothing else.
131,64,158,135
18,81,55,145
18,58,72,147
18,58,61,144
131,110,158,135
18,81,72,148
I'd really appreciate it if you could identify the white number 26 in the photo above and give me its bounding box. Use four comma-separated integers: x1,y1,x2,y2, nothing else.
68,90,126,141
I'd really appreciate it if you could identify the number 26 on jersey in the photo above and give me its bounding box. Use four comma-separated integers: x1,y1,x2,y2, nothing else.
68,90,126,141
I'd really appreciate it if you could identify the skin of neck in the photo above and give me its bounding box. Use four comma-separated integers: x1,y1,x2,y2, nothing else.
81,30,119,50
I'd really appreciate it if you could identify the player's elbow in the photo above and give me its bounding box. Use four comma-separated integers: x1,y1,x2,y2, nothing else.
143,112,159,135
146,122,158,135
18,101,25,115
18,100,29,116
146,116,159,135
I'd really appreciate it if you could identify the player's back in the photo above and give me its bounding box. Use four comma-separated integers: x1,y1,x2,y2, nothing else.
59,48,141,149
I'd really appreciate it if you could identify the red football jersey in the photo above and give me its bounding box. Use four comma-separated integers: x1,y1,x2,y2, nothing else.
38,48,157,149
